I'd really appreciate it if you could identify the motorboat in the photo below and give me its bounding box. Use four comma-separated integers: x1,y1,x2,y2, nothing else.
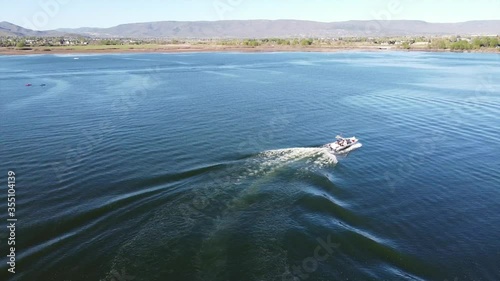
326,135,361,153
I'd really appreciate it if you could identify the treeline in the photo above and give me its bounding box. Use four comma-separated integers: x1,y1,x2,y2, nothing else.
199,36,499,50
2,35,499,51
240,38,313,47
0,37,89,47
0,37,152,47
429,36,499,50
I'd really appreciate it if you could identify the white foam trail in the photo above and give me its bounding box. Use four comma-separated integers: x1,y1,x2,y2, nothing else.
203,70,240,78
288,60,316,66
259,147,338,168
51,54,103,57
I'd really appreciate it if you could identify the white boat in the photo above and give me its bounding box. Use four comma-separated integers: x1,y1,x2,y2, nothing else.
326,135,361,153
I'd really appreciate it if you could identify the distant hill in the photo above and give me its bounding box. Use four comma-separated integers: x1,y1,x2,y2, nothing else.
0,21,66,37
54,20,500,38
2,20,500,38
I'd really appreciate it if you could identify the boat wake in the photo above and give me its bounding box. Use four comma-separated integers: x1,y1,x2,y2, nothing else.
104,146,341,280
258,147,338,169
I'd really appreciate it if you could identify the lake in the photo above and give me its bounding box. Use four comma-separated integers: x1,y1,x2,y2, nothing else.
1,51,499,281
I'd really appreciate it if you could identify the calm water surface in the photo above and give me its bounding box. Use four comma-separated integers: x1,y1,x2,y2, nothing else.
1,52,499,281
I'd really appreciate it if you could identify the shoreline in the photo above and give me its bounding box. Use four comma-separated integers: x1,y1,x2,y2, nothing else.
1,45,499,56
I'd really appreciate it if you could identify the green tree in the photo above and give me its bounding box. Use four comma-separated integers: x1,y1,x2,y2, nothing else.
243,39,260,47
430,39,449,49
450,40,472,50
300,38,313,46
471,38,482,49
100,39,120,45
489,37,499,48
275,38,290,45
480,37,491,47
16,40,26,48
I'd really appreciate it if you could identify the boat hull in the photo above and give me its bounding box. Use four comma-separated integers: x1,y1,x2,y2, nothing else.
325,137,362,154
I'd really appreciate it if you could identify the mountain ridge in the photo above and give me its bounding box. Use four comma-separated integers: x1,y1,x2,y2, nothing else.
1,20,499,38
0,21,67,37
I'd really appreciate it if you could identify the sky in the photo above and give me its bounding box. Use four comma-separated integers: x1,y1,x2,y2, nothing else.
1,0,499,30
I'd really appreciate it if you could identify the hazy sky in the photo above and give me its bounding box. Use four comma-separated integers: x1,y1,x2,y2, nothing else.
1,0,500,30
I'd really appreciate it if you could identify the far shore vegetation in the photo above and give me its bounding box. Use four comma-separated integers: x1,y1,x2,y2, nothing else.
2,35,499,53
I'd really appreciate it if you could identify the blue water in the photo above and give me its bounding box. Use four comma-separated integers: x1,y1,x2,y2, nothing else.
1,52,500,281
